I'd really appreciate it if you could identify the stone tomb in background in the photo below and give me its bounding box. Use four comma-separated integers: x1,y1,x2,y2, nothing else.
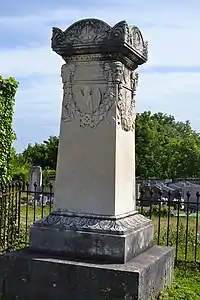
0,18,174,300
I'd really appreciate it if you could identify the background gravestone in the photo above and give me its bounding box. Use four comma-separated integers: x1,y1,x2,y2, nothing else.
28,166,42,192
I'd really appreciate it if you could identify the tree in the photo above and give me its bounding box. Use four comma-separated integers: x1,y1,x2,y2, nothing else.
18,111,200,180
0,76,18,184
22,136,59,170
43,136,59,170
10,147,31,182
135,111,200,179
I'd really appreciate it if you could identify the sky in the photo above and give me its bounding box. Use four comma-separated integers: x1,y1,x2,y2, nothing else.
1,0,200,152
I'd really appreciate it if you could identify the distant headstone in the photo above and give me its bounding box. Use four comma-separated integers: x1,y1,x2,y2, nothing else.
28,166,42,191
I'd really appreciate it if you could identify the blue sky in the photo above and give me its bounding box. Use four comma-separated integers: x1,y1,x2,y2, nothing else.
1,0,200,152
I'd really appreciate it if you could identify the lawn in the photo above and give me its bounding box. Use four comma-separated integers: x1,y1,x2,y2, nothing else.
158,262,200,300
152,215,200,262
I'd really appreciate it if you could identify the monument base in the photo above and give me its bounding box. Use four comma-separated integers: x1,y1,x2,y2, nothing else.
0,246,174,300
30,212,154,263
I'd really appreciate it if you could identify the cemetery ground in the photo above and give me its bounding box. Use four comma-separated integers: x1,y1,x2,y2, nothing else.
1,201,200,299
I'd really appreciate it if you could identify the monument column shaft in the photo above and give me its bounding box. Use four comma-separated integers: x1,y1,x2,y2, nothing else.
54,58,136,216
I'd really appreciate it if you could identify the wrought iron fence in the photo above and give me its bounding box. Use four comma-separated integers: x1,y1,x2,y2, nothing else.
0,182,54,254
138,188,200,263
0,183,200,264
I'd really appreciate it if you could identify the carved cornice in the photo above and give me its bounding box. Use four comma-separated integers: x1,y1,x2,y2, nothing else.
51,19,148,68
32,211,151,235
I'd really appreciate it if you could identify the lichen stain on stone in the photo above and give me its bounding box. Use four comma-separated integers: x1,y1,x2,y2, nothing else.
100,287,111,293
124,293,133,300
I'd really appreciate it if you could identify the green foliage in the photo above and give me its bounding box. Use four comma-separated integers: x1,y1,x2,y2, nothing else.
159,263,200,299
0,185,19,252
43,169,56,184
0,76,18,184
14,111,200,179
135,111,200,179
10,147,31,182
22,136,59,170
139,205,175,218
153,216,200,261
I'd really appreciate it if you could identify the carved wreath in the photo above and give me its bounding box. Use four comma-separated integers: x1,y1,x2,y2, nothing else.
62,61,115,128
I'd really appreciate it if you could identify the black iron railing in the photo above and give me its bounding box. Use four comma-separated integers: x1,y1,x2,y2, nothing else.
0,182,54,253
0,183,200,263
138,189,200,263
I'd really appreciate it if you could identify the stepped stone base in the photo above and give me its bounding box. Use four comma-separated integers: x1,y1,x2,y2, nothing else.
30,212,154,263
0,246,174,300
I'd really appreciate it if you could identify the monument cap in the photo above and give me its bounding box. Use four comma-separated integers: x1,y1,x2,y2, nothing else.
51,18,148,69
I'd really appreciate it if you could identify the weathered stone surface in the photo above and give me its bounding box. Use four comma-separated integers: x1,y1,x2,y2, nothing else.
30,212,154,263
28,166,42,192
53,54,139,217
50,20,145,218
0,246,174,300
36,19,146,224
51,19,148,68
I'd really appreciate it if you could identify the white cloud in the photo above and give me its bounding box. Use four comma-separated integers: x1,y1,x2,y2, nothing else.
16,70,200,116
13,76,62,151
13,71,200,151
0,2,200,78
14,75,62,118
137,72,200,129
0,48,62,78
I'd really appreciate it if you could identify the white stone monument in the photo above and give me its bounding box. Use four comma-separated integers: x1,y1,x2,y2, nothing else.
31,19,154,263
0,19,174,300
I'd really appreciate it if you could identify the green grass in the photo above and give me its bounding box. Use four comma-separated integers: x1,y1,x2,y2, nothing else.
0,205,50,253
152,215,200,262
158,262,200,299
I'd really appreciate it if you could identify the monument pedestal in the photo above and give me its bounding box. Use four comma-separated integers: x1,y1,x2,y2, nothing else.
0,18,174,299
0,246,174,300
30,211,154,263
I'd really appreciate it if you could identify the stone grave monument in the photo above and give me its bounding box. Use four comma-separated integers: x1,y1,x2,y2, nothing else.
28,165,42,192
0,18,174,300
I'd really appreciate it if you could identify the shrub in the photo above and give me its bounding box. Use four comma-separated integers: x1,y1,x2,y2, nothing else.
42,169,56,185
0,77,18,184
